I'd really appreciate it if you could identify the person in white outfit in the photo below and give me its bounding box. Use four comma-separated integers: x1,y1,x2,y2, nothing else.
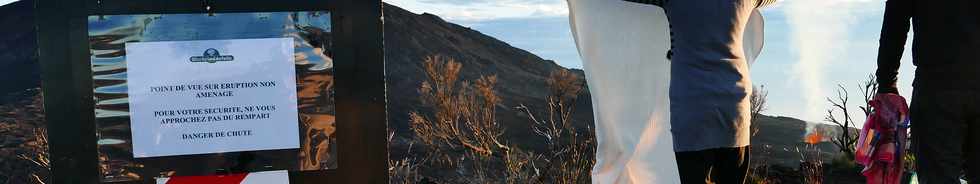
566,0,774,183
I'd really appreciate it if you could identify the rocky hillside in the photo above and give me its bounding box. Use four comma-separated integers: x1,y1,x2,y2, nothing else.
0,0,38,97
752,114,855,167
383,3,594,156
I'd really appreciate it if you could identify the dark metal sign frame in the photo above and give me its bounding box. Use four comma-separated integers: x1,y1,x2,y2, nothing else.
35,0,387,183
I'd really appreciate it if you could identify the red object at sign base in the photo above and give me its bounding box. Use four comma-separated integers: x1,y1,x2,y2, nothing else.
156,170,289,184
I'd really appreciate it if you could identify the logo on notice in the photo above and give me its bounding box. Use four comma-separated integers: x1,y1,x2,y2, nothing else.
190,48,235,63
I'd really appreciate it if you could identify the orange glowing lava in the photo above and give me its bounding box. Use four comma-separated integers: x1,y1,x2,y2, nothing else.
805,131,824,145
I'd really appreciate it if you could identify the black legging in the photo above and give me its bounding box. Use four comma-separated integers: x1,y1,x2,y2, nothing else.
675,146,751,184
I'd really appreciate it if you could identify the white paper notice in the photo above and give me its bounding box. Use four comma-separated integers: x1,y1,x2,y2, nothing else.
126,38,299,158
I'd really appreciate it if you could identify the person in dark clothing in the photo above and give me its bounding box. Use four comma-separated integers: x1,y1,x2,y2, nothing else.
874,0,980,183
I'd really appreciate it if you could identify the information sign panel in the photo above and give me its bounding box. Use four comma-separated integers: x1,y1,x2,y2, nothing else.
36,1,387,183
126,38,300,158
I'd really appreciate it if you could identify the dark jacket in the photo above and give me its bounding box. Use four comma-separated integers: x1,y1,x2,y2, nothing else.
876,0,980,93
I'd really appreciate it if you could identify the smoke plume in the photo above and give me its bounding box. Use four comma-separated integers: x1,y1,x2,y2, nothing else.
782,0,871,121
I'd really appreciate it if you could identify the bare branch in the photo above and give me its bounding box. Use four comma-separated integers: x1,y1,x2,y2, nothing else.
825,83,858,155
750,85,769,137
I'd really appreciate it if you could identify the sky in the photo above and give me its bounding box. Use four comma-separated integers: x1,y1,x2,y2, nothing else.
384,0,917,125
0,0,14,6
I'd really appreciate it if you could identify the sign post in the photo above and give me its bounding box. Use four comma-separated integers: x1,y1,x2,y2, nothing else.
35,0,387,183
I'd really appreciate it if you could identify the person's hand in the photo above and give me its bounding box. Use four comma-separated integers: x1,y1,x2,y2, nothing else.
871,92,909,124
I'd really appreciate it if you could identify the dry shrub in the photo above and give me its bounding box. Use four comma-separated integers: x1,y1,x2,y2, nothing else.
388,130,421,184
399,55,595,183
503,147,541,183
409,55,511,181
516,68,594,184
798,146,824,184
19,128,49,184
748,85,772,184
748,144,775,184
0,90,50,184
750,85,768,137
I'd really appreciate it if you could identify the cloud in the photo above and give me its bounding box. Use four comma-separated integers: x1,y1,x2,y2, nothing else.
384,0,568,22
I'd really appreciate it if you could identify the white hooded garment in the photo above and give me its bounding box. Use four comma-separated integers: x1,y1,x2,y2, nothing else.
565,0,765,183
